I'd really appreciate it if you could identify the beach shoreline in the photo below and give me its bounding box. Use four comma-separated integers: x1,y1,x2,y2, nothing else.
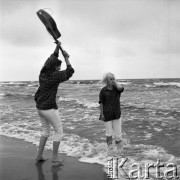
0,135,109,180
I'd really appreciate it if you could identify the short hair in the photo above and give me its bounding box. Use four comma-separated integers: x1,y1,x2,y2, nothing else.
102,72,115,85
40,57,62,76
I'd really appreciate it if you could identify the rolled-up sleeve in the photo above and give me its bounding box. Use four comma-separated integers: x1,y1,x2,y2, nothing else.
119,87,124,93
57,65,74,83
115,86,124,94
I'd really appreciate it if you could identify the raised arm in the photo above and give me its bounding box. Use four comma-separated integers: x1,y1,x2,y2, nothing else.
54,42,60,57
113,80,124,93
54,40,71,66
55,40,74,82
62,50,71,66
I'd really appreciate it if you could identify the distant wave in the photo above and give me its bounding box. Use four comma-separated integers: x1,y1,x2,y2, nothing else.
142,82,180,88
0,92,34,97
28,84,39,87
68,80,101,85
117,81,132,86
68,80,131,85
0,81,39,88
154,82,180,88
0,92,16,97
0,82,28,86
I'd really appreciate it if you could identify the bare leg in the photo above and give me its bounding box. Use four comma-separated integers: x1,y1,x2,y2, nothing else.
36,136,48,162
106,136,114,153
106,136,113,146
52,141,64,163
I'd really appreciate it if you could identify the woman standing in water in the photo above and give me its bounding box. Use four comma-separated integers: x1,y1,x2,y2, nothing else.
99,72,124,151
34,41,74,163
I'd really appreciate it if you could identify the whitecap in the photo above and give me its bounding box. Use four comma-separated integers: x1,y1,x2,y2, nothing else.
154,82,180,88
59,96,99,108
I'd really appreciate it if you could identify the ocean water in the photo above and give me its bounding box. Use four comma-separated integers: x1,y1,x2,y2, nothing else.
0,79,180,178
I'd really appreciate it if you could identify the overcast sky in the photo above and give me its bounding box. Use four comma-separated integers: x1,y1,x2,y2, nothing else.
0,0,180,81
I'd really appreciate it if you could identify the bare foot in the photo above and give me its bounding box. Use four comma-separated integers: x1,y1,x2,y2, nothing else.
35,157,48,162
52,156,64,164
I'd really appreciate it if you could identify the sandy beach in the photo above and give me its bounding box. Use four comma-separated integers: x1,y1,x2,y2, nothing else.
0,135,109,180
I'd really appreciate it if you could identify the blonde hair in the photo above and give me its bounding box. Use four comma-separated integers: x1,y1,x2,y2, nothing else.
102,72,115,85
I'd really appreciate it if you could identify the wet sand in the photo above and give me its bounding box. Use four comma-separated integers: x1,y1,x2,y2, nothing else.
0,135,109,180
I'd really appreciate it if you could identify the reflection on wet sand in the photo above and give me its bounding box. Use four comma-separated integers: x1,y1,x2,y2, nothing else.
35,161,63,180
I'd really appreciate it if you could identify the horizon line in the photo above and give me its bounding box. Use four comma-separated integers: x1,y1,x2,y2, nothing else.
0,77,180,82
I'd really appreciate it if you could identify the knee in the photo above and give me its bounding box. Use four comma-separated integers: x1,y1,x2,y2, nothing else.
53,133,63,141
105,129,113,137
42,132,50,138
42,128,50,138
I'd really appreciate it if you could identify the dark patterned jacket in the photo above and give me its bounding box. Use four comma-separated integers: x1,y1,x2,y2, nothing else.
34,53,74,110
